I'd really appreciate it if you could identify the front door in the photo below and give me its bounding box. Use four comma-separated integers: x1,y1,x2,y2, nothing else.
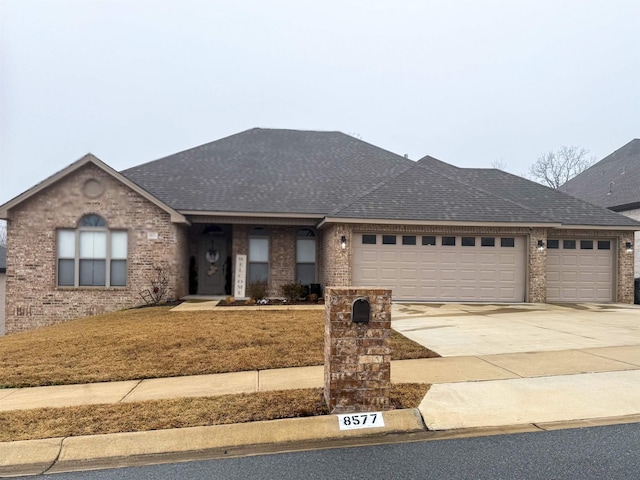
198,234,228,295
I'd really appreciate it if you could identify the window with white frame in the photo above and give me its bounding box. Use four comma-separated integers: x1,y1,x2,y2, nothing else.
296,228,316,285
248,227,269,283
57,214,127,287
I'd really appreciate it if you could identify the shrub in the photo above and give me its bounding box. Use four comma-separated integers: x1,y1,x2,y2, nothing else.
248,280,269,301
281,282,307,303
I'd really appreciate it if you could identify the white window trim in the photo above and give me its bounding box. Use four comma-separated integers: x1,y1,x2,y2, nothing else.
57,221,128,288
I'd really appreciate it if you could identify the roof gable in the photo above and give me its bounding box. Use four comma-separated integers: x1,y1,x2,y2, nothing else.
121,128,413,215
560,139,640,210
0,154,188,224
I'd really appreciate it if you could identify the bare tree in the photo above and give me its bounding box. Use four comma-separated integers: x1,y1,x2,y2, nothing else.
491,159,507,170
528,146,594,189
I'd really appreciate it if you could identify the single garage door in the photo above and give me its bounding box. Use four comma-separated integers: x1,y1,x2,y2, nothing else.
546,238,614,302
353,233,526,302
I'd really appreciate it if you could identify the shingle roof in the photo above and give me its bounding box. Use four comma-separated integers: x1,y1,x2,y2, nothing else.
121,128,413,215
0,246,6,272
560,139,640,210
331,156,640,227
331,162,554,223
120,128,639,228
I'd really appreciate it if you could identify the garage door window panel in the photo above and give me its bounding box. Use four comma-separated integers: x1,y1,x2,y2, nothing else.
598,241,611,250
462,237,475,247
581,240,594,250
481,237,495,247
563,240,577,250
362,235,377,245
547,239,559,249
501,238,515,247
382,235,397,245
402,235,416,245
422,236,436,246
442,236,456,246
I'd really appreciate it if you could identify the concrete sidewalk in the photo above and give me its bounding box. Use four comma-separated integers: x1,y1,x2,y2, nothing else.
1,344,640,477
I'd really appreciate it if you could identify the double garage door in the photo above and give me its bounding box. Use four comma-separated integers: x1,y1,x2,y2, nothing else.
353,233,526,302
546,238,615,302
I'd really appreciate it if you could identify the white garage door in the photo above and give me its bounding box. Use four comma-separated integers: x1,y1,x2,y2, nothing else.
353,233,526,302
546,238,615,302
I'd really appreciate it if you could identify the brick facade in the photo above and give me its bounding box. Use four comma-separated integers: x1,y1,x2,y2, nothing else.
4,164,188,334
324,287,391,413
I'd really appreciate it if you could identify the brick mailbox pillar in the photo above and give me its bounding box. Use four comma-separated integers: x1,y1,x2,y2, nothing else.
324,287,392,413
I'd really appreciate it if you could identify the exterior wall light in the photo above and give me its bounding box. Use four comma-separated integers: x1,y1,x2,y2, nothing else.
537,240,545,251
340,235,347,250
625,241,633,253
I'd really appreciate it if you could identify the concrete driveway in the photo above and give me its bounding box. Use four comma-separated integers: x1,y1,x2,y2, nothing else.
392,302,640,357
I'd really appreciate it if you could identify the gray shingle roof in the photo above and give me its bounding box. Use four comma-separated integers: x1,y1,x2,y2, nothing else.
560,139,640,210
121,128,640,228
331,162,554,223
121,128,413,215
332,156,640,227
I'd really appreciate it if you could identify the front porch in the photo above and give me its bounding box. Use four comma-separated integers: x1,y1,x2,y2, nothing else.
185,221,323,299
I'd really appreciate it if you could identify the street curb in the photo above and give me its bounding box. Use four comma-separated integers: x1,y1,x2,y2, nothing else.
2,412,639,477
0,409,425,477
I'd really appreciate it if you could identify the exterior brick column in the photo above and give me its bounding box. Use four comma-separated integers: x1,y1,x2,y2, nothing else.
324,287,391,413
528,228,547,302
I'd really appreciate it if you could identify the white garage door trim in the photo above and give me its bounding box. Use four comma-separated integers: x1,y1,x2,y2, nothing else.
353,233,526,302
546,238,615,302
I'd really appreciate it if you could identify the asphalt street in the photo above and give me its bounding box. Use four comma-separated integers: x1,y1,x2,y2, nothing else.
33,423,640,480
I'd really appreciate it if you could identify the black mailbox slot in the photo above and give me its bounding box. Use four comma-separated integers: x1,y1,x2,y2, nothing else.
352,298,370,323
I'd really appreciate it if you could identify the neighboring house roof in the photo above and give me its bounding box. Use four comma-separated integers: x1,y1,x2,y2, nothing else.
326,156,640,228
560,139,640,211
0,245,5,273
0,154,189,224
121,128,413,216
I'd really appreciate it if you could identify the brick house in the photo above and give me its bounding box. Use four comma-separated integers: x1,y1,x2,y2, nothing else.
0,245,5,335
1,128,638,334
560,139,640,277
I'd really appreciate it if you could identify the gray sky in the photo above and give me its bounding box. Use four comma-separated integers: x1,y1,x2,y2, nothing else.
1,0,639,205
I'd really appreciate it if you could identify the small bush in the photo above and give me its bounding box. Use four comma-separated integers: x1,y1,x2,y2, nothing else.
248,280,269,301
281,282,307,302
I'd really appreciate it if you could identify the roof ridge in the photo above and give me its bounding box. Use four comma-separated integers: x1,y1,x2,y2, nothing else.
329,162,416,215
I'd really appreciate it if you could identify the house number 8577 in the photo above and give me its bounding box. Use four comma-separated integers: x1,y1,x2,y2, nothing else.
337,412,385,430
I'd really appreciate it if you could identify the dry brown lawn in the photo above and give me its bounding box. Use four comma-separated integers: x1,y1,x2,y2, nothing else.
0,307,438,388
0,384,430,442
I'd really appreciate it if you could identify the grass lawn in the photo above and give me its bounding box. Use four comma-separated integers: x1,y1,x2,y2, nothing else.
0,307,438,388
0,384,430,442
0,308,435,442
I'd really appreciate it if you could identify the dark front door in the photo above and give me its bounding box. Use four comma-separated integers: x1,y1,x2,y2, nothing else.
198,233,228,295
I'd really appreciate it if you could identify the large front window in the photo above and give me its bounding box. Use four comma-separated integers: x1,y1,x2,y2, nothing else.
57,214,127,287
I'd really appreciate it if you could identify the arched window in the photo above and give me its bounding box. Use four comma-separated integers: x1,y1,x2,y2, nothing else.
296,228,316,285
248,227,269,282
57,215,127,287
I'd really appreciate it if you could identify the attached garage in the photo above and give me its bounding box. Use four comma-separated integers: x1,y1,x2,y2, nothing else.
353,233,526,302
546,238,615,302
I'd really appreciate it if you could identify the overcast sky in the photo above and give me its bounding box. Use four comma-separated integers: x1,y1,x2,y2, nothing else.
1,0,639,205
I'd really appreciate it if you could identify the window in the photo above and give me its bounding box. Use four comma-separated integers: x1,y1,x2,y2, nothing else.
563,240,576,250
481,237,495,247
442,236,456,246
57,214,127,287
382,235,396,245
462,237,475,247
422,236,436,246
501,238,515,248
580,240,593,250
249,227,269,282
296,229,316,285
362,235,376,245
598,240,611,250
547,239,559,249
402,235,416,245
